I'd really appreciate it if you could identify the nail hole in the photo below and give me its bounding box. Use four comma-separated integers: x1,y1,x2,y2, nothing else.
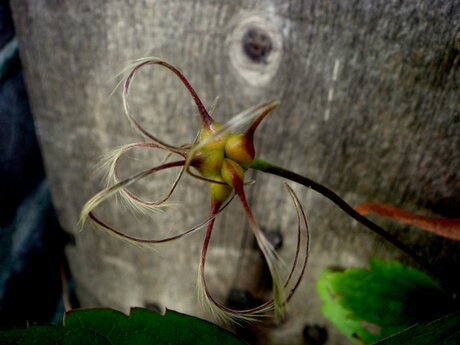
303,324,328,345
266,229,283,250
254,228,283,251
242,27,273,63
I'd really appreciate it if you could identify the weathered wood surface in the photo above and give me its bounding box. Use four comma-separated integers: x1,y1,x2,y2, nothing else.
11,1,460,344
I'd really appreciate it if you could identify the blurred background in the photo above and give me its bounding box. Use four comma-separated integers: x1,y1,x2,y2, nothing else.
0,0,71,328
1,1,460,344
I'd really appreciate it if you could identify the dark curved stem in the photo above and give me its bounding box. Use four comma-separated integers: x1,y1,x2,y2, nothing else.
250,158,430,271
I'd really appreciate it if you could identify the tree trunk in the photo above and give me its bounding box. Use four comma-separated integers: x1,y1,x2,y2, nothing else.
10,1,460,344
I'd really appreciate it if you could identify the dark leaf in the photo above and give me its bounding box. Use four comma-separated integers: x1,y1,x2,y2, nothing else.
376,311,460,345
0,307,246,345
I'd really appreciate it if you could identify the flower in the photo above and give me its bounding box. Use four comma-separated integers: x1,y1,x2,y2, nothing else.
80,58,309,323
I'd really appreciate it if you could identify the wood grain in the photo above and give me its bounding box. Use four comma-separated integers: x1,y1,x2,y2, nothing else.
11,1,460,344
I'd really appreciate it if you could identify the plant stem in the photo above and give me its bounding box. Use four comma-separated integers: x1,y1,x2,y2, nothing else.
356,202,460,241
250,158,429,271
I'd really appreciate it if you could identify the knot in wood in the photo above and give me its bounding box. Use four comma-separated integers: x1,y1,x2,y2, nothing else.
227,12,283,86
242,27,273,63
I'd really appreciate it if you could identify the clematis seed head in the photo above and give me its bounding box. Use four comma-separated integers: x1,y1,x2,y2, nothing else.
80,58,310,324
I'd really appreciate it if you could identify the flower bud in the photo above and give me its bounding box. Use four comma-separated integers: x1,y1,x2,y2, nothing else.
195,149,225,179
209,177,232,203
224,133,255,169
221,158,245,188
198,121,228,151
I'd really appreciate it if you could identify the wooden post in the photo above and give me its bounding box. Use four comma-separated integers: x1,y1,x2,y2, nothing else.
11,1,460,344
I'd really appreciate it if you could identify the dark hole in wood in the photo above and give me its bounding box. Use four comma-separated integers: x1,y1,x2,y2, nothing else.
303,324,328,345
226,288,261,310
254,228,283,251
242,27,273,63
144,301,162,313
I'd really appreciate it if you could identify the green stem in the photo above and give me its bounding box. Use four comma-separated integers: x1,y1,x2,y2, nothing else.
250,158,429,271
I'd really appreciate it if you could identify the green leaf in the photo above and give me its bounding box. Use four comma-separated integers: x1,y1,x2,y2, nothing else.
0,308,246,345
376,311,460,345
317,259,454,344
